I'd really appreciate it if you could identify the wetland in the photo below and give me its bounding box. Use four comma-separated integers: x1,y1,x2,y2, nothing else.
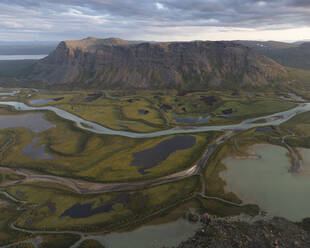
0,88,310,247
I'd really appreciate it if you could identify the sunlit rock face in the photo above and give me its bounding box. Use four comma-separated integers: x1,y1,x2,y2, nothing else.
27,37,287,89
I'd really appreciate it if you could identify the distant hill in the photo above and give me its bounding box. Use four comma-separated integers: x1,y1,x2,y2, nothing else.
236,40,310,70
24,37,288,90
0,60,36,77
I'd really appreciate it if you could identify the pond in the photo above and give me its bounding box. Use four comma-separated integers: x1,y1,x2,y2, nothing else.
88,218,201,248
30,97,64,105
138,109,149,115
61,193,131,219
131,135,196,174
0,113,55,132
173,114,210,124
22,137,53,159
221,144,310,221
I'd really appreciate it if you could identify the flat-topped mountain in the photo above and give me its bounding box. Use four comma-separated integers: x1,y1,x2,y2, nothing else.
26,37,288,89
63,37,137,52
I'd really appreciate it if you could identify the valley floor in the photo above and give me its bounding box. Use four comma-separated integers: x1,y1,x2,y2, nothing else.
0,88,309,247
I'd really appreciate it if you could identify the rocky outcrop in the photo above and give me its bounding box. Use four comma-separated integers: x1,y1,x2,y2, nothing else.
27,37,288,89
176,217,310,248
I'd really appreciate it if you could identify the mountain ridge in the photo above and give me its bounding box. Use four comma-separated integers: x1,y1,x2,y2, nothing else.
236,40,310,70
24,37,289,89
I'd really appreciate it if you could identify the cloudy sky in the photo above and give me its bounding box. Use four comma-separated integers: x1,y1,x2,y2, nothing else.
1,0,310,42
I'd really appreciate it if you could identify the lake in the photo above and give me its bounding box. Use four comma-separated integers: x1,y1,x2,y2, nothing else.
0,55,47,60
89,218,201,248
221,144,310,221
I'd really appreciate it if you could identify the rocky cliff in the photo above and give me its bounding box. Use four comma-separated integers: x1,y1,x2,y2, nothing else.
27,37,288,89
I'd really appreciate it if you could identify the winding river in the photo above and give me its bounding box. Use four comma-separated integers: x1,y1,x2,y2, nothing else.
0,101,308,138
1,91,310,247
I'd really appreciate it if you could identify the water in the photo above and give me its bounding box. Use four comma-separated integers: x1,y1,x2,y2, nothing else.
0,101,308,138
131,135,196,174
30,97,64,106
138,109,149,115
288,93,305,102
0,113,55,133
221,145,310,221
30,98,53,105
0,55,47,60
100,218,201,248
22,137,53,159
61,193,130,219
173,114,210,124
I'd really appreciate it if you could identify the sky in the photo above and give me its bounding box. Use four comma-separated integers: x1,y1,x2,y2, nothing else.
1,0,310,42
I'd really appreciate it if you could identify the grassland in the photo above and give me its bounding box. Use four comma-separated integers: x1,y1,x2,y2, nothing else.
25,91,168,133
0,106,220,182
0,87,308,247
8,88,297,132
5,177,199,232
0,195,28,246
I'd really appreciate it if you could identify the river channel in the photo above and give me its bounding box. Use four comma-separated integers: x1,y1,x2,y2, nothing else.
0,101,308,138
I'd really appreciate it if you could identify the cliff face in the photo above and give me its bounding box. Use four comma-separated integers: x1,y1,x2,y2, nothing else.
28,37,288,89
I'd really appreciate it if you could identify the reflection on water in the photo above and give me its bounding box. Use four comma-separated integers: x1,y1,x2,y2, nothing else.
22,137,53,159
221,145,310,221
173,114,210,124
30,97,64,106
30,98,53,105
61,193,130,219
131,135,196,174
100,218,201,248
0,113,55,132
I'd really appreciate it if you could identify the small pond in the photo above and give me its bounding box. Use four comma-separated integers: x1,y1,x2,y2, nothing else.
138,109,149,115
22,137,53,159
61,193,130,219
30,97,64,106
131,135,196,174
117,122,135,126
221,144,310,221
173,114,210,124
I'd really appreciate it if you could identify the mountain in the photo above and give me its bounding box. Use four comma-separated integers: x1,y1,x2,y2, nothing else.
236,40,310,70
24,37,288,89
293,40,310,45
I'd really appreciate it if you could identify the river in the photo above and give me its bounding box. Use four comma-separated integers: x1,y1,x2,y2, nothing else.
0,101,308,138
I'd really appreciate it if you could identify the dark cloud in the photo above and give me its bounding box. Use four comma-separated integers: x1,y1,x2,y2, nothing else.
0,0,309,41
